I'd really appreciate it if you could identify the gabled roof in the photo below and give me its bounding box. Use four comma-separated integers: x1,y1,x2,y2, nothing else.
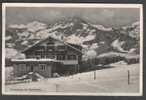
22,36,82,54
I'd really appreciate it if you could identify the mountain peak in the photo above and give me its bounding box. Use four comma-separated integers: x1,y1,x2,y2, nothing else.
8,21,47,33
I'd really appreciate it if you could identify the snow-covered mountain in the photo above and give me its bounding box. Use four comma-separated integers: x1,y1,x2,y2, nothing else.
5,17,140,60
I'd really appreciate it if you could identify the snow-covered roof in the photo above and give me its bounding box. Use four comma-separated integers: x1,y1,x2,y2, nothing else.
11,58,60,63
97,52,139,58
97,52,124,58
125,55,139,59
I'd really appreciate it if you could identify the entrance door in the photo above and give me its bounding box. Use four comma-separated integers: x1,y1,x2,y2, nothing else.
30,64,34,72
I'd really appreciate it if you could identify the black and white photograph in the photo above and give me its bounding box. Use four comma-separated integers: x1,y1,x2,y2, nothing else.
2,3,143,96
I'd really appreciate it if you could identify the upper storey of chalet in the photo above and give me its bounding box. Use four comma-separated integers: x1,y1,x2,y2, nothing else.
21,36,82,59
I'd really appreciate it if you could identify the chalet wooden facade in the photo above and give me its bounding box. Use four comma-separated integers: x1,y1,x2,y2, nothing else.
11,36,82,78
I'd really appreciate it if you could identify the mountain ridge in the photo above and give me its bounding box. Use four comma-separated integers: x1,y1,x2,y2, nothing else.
5,17,140,59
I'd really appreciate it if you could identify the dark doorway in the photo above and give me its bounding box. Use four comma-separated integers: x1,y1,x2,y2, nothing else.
30,64,34,72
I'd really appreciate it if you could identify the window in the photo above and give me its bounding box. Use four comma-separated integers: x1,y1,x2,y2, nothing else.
47,39,54,46
57,55,65,60
26,53,35,59
47,46,54,51
57,46,66,51
46,54,55,59
26,64,31,71
39,64,46,70
68,55,77,60
47,42,54,46
19,64,26,71
36,51,45,58
20,64,25,67
36,51,41,58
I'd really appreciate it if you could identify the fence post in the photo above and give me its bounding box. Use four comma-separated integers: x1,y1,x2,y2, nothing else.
78,64,80,73
94,71,96,80
55,84,59,92
128,70,130,85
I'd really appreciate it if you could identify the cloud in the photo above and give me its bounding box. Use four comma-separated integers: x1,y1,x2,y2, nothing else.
47,10,64,18
6,7,139,27
100,9,115,18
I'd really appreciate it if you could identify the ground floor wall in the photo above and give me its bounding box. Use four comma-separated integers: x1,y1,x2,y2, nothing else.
12,61,81,78
13,62,52,78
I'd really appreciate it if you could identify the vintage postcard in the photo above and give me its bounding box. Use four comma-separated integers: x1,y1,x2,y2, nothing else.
2,3,143,96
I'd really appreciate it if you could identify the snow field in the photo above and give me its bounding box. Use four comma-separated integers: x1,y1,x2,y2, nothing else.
5,63,140,94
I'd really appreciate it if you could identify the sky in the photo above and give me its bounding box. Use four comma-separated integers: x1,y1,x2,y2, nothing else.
6,7,140,28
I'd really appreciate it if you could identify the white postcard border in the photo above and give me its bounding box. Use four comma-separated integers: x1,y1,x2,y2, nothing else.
2,3,143,96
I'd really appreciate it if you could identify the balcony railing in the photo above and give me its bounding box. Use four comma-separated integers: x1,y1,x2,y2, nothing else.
58,60,78,65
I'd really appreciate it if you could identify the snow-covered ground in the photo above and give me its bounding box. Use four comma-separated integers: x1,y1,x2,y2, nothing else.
4,63,140,95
